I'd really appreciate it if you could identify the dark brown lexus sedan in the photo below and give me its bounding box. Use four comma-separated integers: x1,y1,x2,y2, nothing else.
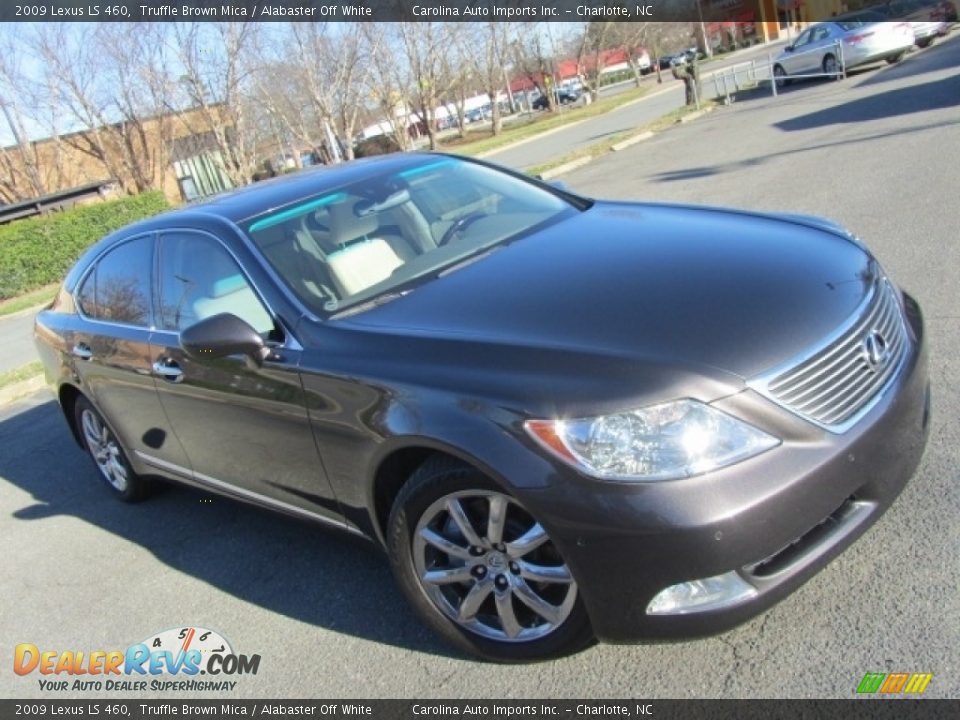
35,154,930,661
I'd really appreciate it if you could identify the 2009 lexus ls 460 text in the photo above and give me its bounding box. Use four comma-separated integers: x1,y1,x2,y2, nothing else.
34,154,930,661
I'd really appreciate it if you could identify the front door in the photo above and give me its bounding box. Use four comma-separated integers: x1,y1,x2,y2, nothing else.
149,229,342,523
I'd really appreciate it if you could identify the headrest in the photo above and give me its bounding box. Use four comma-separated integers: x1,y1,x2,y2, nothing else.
328,200,379,245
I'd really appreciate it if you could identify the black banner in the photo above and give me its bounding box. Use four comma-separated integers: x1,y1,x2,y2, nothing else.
0,0,862,23
1,700,958,720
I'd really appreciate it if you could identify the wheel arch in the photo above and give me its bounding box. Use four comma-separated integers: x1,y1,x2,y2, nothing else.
58,382,86,448
367,438,519,548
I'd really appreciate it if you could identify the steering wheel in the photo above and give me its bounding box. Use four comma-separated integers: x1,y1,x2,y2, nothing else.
438,212,487,246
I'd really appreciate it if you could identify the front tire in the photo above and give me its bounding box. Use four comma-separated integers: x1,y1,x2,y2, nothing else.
387,456,594,662
885,52,906,64
74,396,148,502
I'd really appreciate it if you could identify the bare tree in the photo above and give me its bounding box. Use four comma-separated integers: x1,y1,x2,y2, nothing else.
0,32,47,202
443,26,475,139
396,22,452,150
609,23,654,88
464,22,514,136
32,23,176,195
365,25,414,152
512,26,557,111
281,22,378,162
574,21,615,103
172,22,265,188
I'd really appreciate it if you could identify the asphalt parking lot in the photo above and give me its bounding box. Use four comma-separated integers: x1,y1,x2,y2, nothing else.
1,34,958,699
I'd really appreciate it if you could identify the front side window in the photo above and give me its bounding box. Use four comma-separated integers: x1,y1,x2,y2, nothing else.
77,235,153,327
243,157,578,315
157,231,274,336
794,29,813,48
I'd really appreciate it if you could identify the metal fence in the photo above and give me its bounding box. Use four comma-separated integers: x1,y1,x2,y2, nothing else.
697,39,846,103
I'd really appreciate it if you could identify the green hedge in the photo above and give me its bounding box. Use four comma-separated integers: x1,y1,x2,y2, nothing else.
0,191,170,300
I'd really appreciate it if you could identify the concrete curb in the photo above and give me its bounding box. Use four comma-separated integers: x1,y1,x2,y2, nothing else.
679,105,716,124
611,131,654,152
0,375,46,406
540,156,595,180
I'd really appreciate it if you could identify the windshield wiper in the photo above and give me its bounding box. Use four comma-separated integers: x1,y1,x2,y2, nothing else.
437,245,503,278
327,289,412,319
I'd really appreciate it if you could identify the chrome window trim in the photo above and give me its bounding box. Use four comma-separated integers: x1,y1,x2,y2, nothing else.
134,450,362,536
748,279,911,434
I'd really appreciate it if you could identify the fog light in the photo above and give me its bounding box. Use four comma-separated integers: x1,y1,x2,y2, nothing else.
646,572,757,615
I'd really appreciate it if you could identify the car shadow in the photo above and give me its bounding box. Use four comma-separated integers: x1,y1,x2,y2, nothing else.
774,72,960,132
855,33,960,89
721,65,879,105
0,398,460,659
586,127,634,141
648,117,959,183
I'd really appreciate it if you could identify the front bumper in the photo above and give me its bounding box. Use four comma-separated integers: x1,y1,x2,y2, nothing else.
523,292,929,642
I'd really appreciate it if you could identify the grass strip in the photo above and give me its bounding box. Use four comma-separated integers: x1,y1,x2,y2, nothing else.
0,361,43,390
0,285,58,318
527,101,718,178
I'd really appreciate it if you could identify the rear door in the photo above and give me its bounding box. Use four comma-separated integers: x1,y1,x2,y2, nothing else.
70,234,191,470
148,229,342,523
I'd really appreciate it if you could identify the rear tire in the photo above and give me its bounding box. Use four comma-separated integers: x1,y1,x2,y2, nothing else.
822,54,839,78
916,37,934,48
74,396,149,502
773,64,789,88
387,456,594,662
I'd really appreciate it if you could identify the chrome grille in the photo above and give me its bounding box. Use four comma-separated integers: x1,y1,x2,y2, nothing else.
751,280,908,432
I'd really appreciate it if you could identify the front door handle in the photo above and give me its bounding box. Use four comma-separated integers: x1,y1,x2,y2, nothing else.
152,360,184,383
72,343,93,360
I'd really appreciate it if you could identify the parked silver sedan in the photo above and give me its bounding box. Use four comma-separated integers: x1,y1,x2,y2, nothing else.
773,14,915,87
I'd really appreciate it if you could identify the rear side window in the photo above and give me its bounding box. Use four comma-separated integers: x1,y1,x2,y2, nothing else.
76,235,153,327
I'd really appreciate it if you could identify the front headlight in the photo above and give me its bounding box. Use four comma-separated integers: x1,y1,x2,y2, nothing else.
524,399,779,482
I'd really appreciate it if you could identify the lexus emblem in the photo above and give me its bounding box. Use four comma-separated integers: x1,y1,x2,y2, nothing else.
862,331,890,372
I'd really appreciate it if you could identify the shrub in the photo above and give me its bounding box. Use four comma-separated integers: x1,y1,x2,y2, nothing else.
0,192,170,300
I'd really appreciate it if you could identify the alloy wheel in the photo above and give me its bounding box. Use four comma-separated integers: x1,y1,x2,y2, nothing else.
824,55,838,77
80,408,129,493
412,490,577,643
773,66,787,88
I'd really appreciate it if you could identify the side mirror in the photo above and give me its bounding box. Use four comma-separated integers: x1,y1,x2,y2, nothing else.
181,313,270,367
785,45,794,52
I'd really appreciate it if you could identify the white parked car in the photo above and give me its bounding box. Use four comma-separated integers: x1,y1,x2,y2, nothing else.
772,13,915,87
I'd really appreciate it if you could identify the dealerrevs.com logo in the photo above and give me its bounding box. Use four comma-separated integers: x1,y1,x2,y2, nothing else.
14,626,261,692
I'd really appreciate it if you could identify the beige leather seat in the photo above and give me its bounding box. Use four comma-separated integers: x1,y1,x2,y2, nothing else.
328,200,417,261
326,201,408,297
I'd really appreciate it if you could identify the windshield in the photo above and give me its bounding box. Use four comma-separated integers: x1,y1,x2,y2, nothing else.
242,157,577,315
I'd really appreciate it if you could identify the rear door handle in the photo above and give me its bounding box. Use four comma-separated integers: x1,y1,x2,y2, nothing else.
152,360,184,383
72,343,93,360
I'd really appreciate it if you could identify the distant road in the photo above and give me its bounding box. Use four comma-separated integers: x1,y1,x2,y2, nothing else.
487,42,788,171
0,311,38,373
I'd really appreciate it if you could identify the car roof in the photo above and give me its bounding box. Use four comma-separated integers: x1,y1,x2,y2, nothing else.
60,152,452,291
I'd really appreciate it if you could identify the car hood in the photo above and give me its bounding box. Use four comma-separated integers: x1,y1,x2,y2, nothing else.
338,201,875,381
